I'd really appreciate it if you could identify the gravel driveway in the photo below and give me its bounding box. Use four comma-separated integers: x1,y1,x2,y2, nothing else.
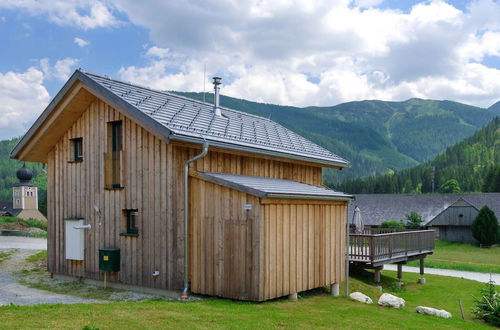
0,240,103,306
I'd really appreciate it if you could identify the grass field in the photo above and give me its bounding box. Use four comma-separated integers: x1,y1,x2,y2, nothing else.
0,216,47,238
1,269,497,329
407,240,500,273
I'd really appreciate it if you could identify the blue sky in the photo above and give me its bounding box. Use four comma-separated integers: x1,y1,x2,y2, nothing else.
0,0,499,139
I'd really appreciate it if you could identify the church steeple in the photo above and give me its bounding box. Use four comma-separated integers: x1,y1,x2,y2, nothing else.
12,164,38,210
16,163,33,184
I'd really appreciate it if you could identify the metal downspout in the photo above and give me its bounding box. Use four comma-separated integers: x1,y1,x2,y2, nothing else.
181,141,209,299
345,200,351,297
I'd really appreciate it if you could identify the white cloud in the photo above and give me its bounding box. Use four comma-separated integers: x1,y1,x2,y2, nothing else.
39,58,79,81
0,68,50,139
74,37,89,47
145,46,172,59
113,0,500,108
0,0,121,30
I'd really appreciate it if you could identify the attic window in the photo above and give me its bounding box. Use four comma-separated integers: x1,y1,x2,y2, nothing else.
69,138,83,162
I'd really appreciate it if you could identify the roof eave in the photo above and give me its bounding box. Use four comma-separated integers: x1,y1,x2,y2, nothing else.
169,132,350,169
11,70,174,161
11,70,82,160
266,193,354,201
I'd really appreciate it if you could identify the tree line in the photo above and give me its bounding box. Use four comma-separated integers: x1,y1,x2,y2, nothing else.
332,117,500,194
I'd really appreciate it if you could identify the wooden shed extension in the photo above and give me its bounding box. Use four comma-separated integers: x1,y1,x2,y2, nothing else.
190,171,351,301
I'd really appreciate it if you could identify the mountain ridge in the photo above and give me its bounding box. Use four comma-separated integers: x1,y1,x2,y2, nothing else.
335,116,500,194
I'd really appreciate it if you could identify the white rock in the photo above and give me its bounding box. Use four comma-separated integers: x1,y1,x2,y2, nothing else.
416,306,452,319
378,293,405,308
349,292,373,304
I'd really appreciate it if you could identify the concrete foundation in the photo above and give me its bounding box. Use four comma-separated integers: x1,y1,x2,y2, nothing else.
330,283,339,296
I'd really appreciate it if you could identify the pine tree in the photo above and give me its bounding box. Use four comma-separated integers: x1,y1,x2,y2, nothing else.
471,206,499,246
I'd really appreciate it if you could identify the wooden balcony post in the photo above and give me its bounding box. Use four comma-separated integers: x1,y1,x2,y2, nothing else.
374,266,383,290
418,258,426,284
396,263,404,288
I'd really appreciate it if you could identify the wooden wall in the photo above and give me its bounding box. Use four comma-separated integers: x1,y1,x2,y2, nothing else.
46,97,326,292
189,179,262,300
260,201,347,301
190,178,348,301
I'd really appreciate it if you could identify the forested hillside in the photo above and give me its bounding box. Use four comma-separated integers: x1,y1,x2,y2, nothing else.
0,138,46,213
177,92,500,181
335,117,500,194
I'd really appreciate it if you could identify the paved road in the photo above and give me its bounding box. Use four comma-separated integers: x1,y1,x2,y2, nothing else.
384,264,500,284
0,236,47,250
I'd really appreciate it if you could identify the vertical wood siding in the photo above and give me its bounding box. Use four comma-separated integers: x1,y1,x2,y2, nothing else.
190,179,262,300
47,97,326,292
190,185,348,301
260,202,347,301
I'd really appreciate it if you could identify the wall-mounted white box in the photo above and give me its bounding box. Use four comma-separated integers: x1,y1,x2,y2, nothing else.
65,218,85,260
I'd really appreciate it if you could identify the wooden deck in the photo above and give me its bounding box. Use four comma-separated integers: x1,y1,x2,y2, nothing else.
349,228,435,267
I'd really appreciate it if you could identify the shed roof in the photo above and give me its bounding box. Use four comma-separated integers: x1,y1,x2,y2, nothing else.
194,171,353,200
348,193,500,226
11,70,349,168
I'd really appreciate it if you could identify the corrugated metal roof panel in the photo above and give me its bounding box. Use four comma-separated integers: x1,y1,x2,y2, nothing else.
82,71,349,167
199,171,353,199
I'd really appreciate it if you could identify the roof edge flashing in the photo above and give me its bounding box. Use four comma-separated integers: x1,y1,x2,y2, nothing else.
266,193,354,201
169,132,350,168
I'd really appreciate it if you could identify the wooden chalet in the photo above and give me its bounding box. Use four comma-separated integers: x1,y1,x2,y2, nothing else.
11,70,352,301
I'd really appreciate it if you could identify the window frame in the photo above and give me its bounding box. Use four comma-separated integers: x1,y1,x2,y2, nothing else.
69,137,84,163
120,209,139,237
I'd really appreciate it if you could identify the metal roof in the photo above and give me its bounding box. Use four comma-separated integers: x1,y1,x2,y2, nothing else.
197,171,353,200
81,71,349,167
349,193,500,226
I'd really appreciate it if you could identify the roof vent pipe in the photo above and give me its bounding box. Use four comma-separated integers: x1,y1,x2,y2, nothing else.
213,76,222,117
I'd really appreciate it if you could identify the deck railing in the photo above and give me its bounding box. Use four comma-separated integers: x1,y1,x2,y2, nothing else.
349,230,435,264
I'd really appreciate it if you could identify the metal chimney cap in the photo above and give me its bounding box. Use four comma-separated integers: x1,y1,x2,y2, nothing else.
213,77,222,85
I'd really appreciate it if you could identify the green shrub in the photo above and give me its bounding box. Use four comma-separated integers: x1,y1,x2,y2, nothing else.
380,220,404,229
472,279,500,327
471,206,499,246
404,212,423,229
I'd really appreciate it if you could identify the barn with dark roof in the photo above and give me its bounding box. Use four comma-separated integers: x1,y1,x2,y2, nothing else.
349,193,500,244
11,70,352,301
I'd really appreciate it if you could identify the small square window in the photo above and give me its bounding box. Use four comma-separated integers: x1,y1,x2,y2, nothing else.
70,138,83,162
121,209,139,237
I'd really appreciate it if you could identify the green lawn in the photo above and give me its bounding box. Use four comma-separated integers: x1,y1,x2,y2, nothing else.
0,270,496,329
407,240,500,273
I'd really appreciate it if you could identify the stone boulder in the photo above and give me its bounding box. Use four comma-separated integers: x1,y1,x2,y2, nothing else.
416,306,452,319
378,293,405,308
349,292,373,304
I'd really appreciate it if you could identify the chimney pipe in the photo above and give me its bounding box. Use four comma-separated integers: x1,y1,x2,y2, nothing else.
213,76,222,117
